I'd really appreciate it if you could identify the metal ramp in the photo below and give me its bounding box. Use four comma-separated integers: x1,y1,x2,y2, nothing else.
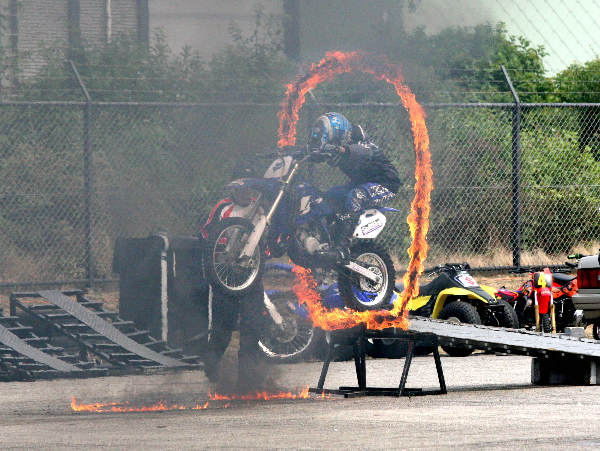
406,316,600,359
312,316,600,396
10,290,201,372
0,312,102,381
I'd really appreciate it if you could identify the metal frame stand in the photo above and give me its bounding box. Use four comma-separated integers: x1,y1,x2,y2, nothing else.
309,331,447,398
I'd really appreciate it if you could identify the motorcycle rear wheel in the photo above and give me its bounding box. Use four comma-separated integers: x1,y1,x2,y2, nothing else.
540,313,552,333
338,242,395,311
204,217,265,297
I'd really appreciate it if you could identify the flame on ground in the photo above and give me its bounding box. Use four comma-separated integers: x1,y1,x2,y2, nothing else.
278,51,433,330
208,386,310,401
70,387,317,413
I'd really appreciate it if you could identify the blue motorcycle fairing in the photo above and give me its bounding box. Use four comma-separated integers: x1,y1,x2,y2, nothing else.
294,182,333,225
377,206,400,213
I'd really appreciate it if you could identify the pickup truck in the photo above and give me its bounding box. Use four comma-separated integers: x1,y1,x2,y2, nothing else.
572,253,600,339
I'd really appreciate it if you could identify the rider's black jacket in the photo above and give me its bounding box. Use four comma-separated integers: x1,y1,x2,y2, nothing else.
336,142,400,193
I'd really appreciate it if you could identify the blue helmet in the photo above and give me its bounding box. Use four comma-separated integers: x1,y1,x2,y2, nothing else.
309,112,352,149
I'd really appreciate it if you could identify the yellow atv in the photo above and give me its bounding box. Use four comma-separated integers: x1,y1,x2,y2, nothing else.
368,263,518,358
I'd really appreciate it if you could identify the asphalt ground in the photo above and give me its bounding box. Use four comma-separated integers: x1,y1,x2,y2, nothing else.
1,353,600,450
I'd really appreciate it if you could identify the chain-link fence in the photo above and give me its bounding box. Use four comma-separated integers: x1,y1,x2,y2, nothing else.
1,100,599,286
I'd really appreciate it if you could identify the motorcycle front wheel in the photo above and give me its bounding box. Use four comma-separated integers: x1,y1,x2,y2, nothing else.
204,217,264,297
338,242,395,311
258,291,323,363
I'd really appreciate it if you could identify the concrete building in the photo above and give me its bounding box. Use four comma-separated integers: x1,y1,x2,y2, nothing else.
1,0,415,83
2,0,147,80
149,0,405,62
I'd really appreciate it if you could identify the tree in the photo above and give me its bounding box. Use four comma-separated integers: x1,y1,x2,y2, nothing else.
555,59,600,159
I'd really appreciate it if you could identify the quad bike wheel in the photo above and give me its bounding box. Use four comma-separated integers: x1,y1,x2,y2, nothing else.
204,217,264,297
496,299,520,329
338,242,395,311
439,301,482,357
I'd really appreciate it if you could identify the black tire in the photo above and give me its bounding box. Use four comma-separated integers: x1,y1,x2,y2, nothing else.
497,300,520,329
365,339,407,358
364,338,381,357
315,331,357,361
338,242,395,311
204,217,265,297
258,320,324,363
439,301,482,357
593,321,600,340
540,313,552,333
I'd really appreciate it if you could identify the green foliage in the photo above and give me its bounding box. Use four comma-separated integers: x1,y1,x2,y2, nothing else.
366,22,552,103
26,5,292,103
554,60,600,158
555,59,600,102
2,8,599,280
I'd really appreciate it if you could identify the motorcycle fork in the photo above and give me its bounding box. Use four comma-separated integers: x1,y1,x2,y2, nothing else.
240,163,300,259
534,291,541,332
550,297,557,333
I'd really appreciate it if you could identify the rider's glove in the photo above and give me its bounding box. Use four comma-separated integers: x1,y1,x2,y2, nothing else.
324,144,346,166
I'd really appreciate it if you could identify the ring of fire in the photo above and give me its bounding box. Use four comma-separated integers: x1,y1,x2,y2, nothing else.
277,50,433,331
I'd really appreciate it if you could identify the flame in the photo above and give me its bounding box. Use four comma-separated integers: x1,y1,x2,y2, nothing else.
192,401,210,410
70,397,185,413
70,387,314,413
278,51,432,329
292,265,409,331
208,386,310,401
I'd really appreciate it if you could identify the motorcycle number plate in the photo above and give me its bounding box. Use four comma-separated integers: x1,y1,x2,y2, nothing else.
456,272,479,288
353,209,387,239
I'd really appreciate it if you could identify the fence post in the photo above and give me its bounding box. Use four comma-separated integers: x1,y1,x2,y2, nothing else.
69,60,94,287
502,65,521,268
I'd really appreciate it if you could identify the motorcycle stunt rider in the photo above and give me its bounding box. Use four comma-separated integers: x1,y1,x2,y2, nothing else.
309,112,401,253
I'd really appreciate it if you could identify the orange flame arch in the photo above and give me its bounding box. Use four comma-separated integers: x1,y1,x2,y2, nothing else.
277,51,433,330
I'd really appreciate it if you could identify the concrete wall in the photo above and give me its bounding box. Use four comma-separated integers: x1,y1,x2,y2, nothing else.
14,0,70,78
5,0,139,80
111,0,138,39
148,0,282,59
80,0,108,47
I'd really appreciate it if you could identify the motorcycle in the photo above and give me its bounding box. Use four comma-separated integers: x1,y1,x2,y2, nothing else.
402,263,519,357
258,262,352,362
204,146,398,311
497,266,580,333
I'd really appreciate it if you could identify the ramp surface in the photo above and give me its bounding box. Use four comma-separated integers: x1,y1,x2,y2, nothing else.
0,313,99,380
0,323,77,372
10,290,200,371
38,290,186,367
400,316,600,359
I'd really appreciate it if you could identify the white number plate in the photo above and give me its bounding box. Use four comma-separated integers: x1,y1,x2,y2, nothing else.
456,272,479,288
